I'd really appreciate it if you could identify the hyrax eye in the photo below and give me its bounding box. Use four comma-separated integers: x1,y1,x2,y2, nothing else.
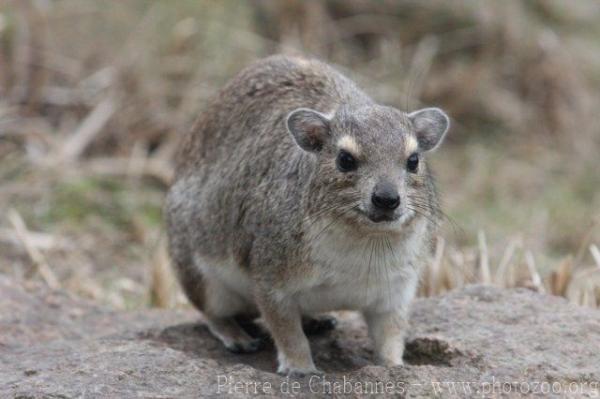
336,150,358,172
406,153,419,173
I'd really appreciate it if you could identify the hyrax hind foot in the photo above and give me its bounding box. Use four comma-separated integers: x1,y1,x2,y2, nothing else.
205,316,265,354
226,338,265,354
302,315,337,335
234,315,272,342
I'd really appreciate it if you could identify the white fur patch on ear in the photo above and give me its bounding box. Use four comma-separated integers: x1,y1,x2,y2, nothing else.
408,107,450,152
405,135,418,155
337,135,360,156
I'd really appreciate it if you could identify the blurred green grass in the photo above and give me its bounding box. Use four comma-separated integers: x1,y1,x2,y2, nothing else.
40,177,162,231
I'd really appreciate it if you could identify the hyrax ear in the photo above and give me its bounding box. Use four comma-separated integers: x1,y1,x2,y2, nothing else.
408,107,450,152
286,108,331,152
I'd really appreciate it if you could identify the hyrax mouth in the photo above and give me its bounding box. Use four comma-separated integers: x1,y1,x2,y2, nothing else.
369,213,399,223
355,208,400,224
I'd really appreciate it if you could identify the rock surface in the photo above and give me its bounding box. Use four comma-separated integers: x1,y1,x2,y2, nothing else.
1,275,600,398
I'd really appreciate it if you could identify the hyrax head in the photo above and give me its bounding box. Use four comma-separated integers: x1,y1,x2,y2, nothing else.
287,104,449,231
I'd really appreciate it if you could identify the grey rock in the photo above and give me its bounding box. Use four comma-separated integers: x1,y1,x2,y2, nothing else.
1,276,600,398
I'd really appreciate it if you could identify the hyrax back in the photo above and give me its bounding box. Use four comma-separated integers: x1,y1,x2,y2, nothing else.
165,55,449,375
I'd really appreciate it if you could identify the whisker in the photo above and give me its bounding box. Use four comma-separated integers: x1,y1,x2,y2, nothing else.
406,206,442,227
309,205,357,242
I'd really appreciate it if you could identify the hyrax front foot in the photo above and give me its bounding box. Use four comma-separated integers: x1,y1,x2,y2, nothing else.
257,294,320,376
275,339,321,377
365,309,408,367
377,353,404,367
277,363,323,378
302,315,337,336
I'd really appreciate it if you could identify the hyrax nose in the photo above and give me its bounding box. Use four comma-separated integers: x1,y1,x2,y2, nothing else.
371,184,400,211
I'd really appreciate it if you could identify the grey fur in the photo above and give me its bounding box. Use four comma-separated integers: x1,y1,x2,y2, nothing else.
165,55,449,375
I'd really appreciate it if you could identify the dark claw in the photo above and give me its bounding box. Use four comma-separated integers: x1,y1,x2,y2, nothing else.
287,370,308,379
278,368,323,379
226,338,265,354
303,315,337,335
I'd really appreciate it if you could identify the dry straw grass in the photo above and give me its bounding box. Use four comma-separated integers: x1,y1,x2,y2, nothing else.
1,1,599,308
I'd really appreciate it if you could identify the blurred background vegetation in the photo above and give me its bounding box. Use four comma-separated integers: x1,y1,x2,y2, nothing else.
1,0,599,309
